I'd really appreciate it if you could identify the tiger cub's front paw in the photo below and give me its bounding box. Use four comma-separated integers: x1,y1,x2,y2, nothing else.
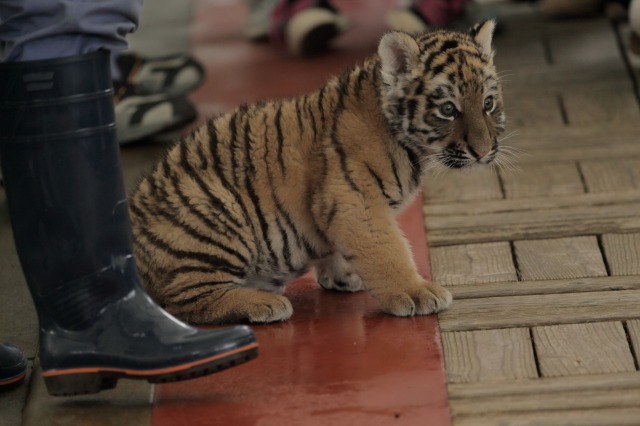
243,293,294,323
376,281,452,317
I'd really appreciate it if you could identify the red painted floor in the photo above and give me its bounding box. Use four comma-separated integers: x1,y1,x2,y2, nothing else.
152,1,450,424
152,196,450,426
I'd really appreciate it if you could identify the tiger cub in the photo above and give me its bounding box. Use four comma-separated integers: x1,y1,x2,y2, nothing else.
129,21,506,324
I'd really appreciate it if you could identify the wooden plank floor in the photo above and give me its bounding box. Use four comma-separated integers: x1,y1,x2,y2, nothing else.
423,6,640,426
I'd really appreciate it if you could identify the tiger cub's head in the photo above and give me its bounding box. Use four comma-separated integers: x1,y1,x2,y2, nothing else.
378,21,506,169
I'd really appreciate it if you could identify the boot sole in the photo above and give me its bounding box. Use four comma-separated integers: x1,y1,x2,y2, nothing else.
0,372,27,392
41,343,258,396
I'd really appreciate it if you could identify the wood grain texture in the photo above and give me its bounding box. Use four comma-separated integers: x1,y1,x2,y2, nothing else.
628,320,640,363
502,61,629,91
430,242,518,286
602,233,640,276
561,82,640,125
448,371,640,398
513,122,640,148
425,192,640,217
442,328,537,383
438,290,640,332
503,142,640,163
424,199,640,246
501,92,564,129
451,389,640,417
501,162,585,199
448,275,640,299
514,237,607,280
580,159,640,193
532,322,636,377
454,408,640,426
493,32,547,71
422,167,503,204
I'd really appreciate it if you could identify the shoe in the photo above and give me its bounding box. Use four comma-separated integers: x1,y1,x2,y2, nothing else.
116,52,205,96
0,51,258,397
0,344,27,392
114,80,197,144
269,0,349,56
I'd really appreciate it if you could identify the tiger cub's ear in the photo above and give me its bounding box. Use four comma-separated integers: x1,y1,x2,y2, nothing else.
469,20,496,58
378,31,420,85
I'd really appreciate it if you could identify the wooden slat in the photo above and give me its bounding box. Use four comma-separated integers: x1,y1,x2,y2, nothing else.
438,290,640,332
532,322,636,377
425,192,640,217
502,92,565,129
513,123,640,148
492,16,612,39
504,62,629,91
493,32,547,71
563,81,639,123
514,237,607,280
602,233,640,276
561,83,640,125
448,275,640,299
454,408,640,426
503,142,640,164
425,200,640,246
580,159,640,193
442,328,537,383
501,162,584,199
422,167,503,204
548,19,622,66
430,242,517,286
451,389,640,417
448,371,640,398
628,320,640,363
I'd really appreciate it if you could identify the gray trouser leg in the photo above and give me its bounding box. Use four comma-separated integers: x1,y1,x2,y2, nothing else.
0,0,143,76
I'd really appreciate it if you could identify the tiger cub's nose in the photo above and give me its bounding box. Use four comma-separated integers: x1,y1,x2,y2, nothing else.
470,147,490,159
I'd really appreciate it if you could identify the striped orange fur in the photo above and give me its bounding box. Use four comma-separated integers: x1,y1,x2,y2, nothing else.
129,21,506,324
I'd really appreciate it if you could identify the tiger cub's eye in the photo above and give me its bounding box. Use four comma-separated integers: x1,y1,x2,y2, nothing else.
483,96,494,111
439,102,457,118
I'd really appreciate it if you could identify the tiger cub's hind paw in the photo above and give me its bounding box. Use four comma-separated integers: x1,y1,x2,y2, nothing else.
316,253,363,293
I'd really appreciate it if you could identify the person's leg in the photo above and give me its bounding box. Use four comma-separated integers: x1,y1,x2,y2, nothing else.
0,0,141,76
0,1,257,396
1,0,199,145
244,0,348,56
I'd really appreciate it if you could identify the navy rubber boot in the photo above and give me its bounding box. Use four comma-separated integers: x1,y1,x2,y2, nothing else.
0,51,258,396
0,343,27,391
